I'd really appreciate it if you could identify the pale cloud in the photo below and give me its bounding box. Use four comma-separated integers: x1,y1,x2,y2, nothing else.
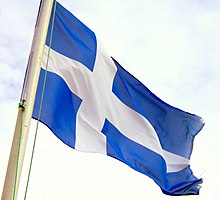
0,1,38,100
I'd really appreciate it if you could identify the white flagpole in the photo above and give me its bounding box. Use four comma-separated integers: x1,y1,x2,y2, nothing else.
1,0,54,199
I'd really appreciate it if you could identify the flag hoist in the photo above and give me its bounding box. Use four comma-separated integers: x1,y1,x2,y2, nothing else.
1,0,54,199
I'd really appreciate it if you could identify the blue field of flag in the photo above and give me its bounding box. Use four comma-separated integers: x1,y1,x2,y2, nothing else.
33,1,204,195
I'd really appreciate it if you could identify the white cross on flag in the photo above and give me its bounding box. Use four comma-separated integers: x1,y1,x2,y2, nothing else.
32,1,204,195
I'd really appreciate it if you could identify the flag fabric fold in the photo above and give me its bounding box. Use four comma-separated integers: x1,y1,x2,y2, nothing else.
32,1,204,195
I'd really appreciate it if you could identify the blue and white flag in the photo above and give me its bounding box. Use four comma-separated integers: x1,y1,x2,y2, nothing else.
33,1,204,195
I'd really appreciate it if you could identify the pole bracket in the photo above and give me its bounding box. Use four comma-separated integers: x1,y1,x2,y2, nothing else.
18,100,26,111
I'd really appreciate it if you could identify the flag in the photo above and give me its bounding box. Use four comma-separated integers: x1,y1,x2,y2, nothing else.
33,1,204,195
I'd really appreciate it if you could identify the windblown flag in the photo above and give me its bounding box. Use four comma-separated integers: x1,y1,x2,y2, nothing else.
33,1,204,195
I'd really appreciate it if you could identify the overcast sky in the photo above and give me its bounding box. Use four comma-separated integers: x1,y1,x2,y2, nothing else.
0,0,220,199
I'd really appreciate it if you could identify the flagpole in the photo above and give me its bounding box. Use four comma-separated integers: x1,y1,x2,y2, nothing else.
1,0,54,199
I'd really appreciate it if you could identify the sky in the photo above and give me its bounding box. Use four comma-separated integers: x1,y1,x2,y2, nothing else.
0,0,220,199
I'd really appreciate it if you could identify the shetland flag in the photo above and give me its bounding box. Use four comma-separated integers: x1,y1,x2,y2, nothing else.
33,1,204,195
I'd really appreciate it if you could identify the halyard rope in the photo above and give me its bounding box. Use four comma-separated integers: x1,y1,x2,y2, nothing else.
23,1,57,199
